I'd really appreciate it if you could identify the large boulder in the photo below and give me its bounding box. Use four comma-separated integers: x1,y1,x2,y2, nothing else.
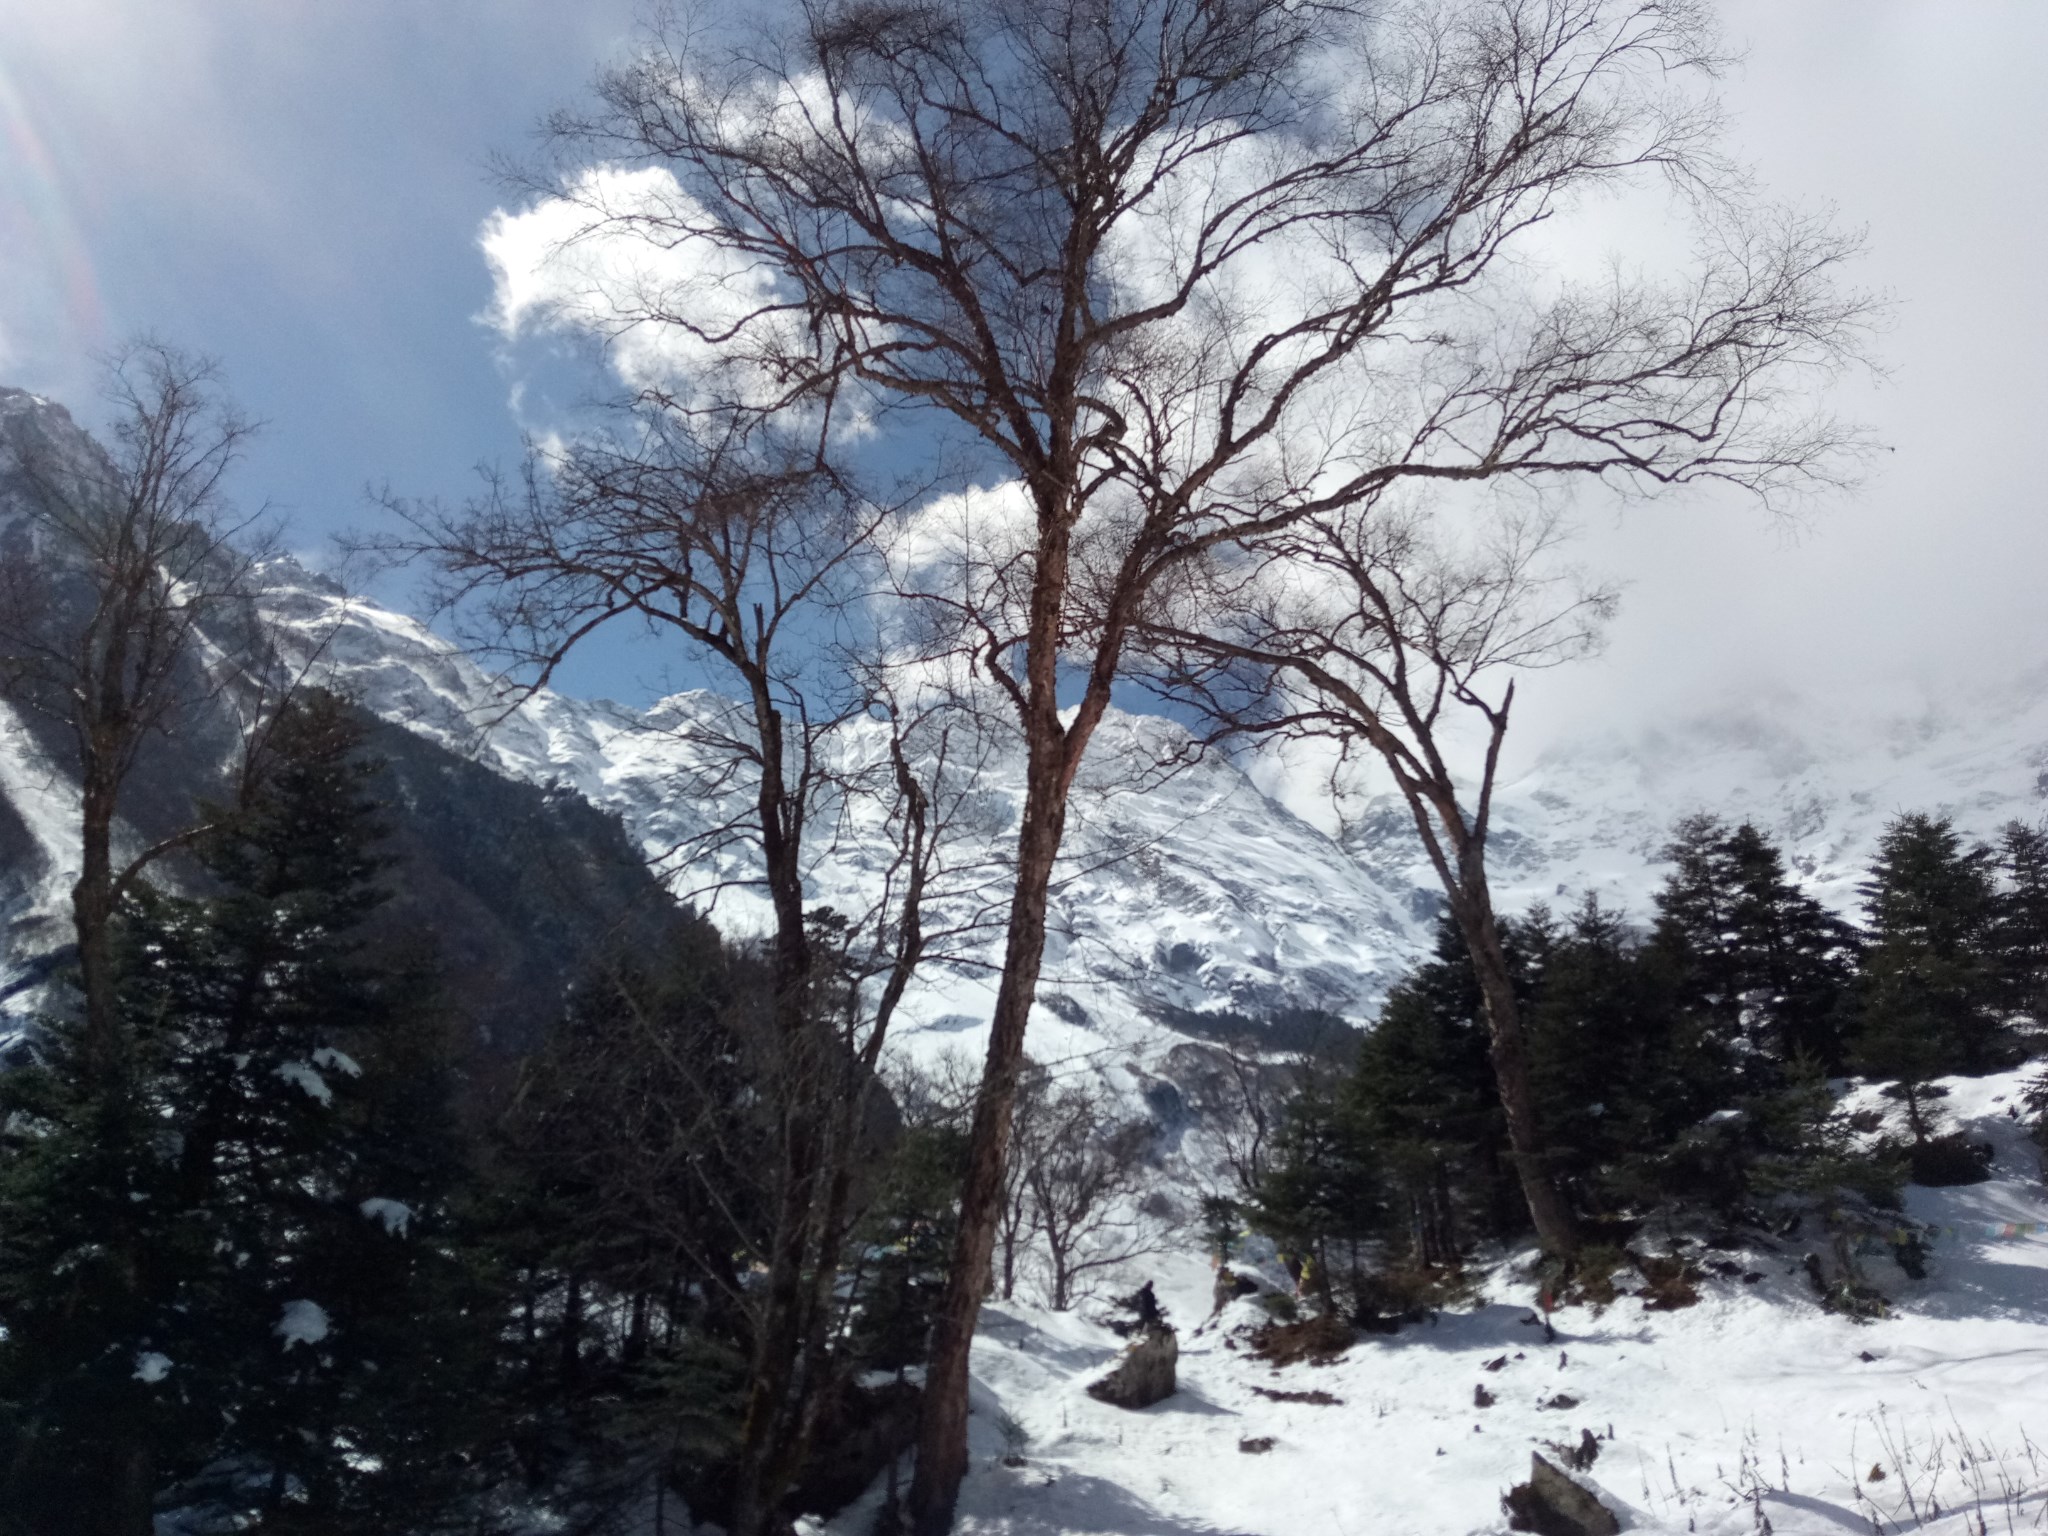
1503,1452,1621,1536
1086,1326,1178,1409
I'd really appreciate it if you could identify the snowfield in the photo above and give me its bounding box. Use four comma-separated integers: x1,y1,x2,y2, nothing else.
811,1071,2048,1536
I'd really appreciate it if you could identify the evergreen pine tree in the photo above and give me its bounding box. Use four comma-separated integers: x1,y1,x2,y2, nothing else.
1851,812,2005,1138
0,691,487,1530
1720,822,1861,1071
1348,917,1514,1262
0,1021,199,1533
125,692,484,1529
1990,819,2048,1032
1644,816,1747,1047
1250,1067,1384,1317
1646,816,1858,1079
1524,895,1706,1216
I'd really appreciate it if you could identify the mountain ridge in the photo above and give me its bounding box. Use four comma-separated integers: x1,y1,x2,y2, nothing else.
5,383,2048,1065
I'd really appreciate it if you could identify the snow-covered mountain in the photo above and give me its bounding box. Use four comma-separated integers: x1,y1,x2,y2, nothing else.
253,564,1430,1061
241,562,2048,1071
1348,680,2048,927
6,381,2048,1067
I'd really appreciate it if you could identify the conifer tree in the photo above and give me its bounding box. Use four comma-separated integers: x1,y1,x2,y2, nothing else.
0,691,487,1531
144,691,485,1529
1852,812,2004,1138
0,1015,194,1533
1645,817,1747,1043
1991,819,2048,1030
1251,1070,1384,1316
1349,918,1514,1263
1524,895,1733,1218
1647,816,1859,1078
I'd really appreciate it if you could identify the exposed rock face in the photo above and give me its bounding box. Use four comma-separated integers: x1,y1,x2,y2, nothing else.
1503,1452,1621,1536
1086,1326,1177,1409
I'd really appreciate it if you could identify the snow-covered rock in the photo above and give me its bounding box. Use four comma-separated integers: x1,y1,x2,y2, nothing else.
274,1298,331,1350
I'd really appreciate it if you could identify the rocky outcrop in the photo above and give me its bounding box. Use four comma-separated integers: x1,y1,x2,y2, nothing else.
1503,1452,1621,1536
1086,1326,1177,1409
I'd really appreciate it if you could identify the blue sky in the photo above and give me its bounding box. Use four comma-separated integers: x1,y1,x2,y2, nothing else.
0,1,656,691
5,2,2048,741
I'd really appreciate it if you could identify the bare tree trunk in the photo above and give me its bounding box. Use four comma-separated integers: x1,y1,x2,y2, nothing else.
1453,895,1578,1262
729,704,822,1536
908,762,1065,1536
71,766,120,1084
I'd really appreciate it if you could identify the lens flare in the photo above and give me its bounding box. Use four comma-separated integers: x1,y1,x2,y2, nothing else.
0,56,107,359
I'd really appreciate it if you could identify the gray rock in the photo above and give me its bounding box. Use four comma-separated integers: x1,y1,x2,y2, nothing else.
1086,1326,1177,1409
1502,1452,1621,1536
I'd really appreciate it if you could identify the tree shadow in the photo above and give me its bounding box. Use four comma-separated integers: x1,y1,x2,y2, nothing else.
976,1307,1122,1376
964,1468,1255,1536
1364,1301,1657,1357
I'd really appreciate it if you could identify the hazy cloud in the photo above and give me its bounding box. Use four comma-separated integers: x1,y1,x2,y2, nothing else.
0,1,2043,738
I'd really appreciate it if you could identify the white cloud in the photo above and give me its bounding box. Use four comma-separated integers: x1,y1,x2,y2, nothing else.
480,164,817,410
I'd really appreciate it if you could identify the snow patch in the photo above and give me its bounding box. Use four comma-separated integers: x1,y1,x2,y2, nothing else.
275,1060,331,1105
311,1046,362,1078
359,1197,413,1236
812,1066,2048,1536
275,1299,330,1350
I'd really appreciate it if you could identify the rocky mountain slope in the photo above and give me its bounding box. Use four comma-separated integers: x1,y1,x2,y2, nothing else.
1349,677,2048,926
255,562,2048,1065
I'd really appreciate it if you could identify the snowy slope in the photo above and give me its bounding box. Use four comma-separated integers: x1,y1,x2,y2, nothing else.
261,560,2048,1043
1362,681,2048,928
273,561,2048,1066
822,1068,2048,1536
257,564,1430,1058
0,390,118,1018
9,541,2044,1071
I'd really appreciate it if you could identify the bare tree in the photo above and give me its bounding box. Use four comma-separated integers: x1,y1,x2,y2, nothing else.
528,2,1873,1521
1013,1069,1155,1311
1209,1043,1288,1200
993,1061,1041,1303
396,405,982,1536
0,342,263,1089
1141,503,1617,1256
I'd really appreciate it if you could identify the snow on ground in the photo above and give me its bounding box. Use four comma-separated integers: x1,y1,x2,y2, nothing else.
822,1070,2048,1536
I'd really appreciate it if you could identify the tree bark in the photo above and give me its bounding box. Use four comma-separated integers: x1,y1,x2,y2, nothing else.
72,765,120,1085
906,750,1067,1536
1455,895,1579,1261
728,696,823,1536
73,765,159,1536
